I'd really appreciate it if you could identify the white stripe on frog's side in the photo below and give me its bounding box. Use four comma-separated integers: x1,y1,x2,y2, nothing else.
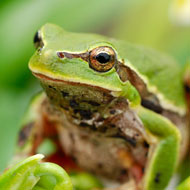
122,59,186,116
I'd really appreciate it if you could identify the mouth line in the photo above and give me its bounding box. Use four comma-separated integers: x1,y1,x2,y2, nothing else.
32,72,113,93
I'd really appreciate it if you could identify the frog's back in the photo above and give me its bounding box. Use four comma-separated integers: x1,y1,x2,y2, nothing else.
111,39,185,113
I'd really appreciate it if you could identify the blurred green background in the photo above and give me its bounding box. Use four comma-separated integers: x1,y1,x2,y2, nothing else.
0,0,190,171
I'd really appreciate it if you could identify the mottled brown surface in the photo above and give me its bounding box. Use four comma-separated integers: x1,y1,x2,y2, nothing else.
40,97,148,183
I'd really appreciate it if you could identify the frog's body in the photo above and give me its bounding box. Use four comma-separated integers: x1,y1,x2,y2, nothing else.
16,24,190,190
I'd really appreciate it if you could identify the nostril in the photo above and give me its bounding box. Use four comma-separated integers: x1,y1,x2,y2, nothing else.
34,30,44,49
57,52,65,58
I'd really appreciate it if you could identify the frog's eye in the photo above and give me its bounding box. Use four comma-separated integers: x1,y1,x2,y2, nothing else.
89,46,116,72
33,31,44,49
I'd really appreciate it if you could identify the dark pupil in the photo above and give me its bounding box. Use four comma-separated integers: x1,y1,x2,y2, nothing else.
96,53,111,64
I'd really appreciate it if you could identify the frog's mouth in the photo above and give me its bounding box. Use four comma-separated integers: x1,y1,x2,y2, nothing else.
33,72,114,94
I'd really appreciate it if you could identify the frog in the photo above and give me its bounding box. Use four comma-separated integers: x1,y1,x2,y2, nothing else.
15,23,190,190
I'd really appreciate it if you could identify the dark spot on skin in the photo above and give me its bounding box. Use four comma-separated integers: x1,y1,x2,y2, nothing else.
142,99,163,114
97,163,103,169
79,122,90,127
110,109,116,114
69,100,78,108
125,136,137,147
49,96,53,100
120,169,127,175
154,172,161,183
18,122,34,147
79,109,92,120
71,115,79,119
110,134,127,141
79,123,86,127
185,84,190,93
79,122,97,130
143,141,149,148
48,85,56,90
71,156,77,162
142,167,145,173
110,124,115,128
61,91,69,97
60,105,69,110
86,101,100,106
73,109,79,114
98,126,108,132
103,92,107,97
91,124,97,130
96,117,105,122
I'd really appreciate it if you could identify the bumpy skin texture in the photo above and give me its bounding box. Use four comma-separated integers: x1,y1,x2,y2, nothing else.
16,24,189,190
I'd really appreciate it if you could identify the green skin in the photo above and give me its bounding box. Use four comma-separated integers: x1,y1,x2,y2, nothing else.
1,24,189,190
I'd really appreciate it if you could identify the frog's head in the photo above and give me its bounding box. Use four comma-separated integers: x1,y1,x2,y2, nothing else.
29,23,140,110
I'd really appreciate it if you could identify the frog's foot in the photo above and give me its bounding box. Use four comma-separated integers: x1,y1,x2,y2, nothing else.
136,106,181,190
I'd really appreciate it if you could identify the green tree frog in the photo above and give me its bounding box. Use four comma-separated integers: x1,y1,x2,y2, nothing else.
15,23,190,190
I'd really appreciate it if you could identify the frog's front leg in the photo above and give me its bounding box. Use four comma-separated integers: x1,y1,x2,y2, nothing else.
136,106,181,190
15,92,57,161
